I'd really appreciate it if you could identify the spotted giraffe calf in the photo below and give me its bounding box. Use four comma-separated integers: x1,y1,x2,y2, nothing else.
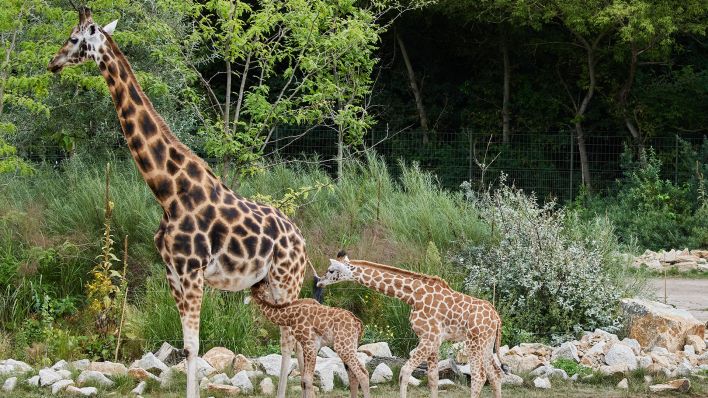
318,252,504,398
251,281,370,398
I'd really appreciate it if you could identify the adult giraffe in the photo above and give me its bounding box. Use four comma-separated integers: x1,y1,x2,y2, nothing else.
48,8,307,398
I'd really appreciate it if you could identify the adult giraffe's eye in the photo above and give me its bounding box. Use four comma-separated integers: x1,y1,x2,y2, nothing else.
70,38,79,44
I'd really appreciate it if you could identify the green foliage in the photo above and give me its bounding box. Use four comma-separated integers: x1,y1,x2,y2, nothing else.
552,358,593,377
458,179,642,345
574,147,707,249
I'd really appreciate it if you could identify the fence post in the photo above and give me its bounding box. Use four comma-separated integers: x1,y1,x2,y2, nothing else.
569,130,574,201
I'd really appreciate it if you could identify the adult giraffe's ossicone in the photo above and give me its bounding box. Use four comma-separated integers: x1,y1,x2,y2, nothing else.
48,7,307,398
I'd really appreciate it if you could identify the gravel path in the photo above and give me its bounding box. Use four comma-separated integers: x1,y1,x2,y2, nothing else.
648,278,708,322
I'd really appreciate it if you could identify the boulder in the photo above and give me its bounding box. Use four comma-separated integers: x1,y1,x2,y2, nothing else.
87,361,127,376
605,344,638,371
231,370,253,393
51,379,74,395
638,355,653,369
232,354,254,373
71,359,90,370
130,352,168,374
370,363,393,384
155,342,184,366
26,375,40,387
132,380,147,395
674,359,694,377
0,359,33,375
128,367,159,381
686,334,706,354
39,368,64,387
510,343,553,358
315,357,348,391
438,379,456,388
51,360,69,372
408,376,421,386
358,342,393,358
621,298,705,352
260,377,275,395
533,376,551,389
501,373,523,385
202,347,236,372
207,383,240,395
616,378,628,389
173,357,216,379
77,370,114,387
599,364,628,376
502,354,543,373
319,346,338,358
210,373,230,385
551,342,579,363
65,386,98,396
2,376,17,392
648,378,690,393
621,338,641,355
255,353,295,377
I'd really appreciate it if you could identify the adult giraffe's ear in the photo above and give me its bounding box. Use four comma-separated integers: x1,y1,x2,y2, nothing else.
103,19,118,36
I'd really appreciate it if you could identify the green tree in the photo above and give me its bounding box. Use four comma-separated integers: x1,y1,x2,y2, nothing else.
178,0,428,182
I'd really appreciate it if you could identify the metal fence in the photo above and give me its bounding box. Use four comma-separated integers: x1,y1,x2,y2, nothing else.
7,128,707,202
266,128,707,201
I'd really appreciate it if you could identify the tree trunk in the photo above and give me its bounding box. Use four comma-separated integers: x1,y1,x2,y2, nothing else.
221,60,232,178
396,32,429,144
618,45,645,156
501,33,511,144
571,31,603,191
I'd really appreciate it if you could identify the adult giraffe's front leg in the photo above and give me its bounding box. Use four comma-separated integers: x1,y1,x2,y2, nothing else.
166,265,204,398
399,337,439,398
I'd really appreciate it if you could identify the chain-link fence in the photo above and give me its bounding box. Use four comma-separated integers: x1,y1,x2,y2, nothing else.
7,128,707,201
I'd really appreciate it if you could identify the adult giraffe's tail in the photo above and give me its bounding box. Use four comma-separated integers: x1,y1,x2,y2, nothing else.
495,321,510,375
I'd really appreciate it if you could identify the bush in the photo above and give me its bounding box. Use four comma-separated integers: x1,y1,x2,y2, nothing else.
456,180,643,345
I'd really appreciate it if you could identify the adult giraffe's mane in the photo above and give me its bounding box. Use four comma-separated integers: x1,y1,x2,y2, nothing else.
101,30,213,174
347,259,450,289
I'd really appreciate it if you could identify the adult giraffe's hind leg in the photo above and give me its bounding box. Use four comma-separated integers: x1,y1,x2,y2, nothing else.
482,334,502,398
427,351,439,398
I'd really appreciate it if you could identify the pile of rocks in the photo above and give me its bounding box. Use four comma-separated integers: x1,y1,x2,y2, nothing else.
1,299,706,396
633,248,708,272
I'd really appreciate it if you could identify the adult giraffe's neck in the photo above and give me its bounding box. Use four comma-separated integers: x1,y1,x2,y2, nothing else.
96,34,214,210
348,260,422,306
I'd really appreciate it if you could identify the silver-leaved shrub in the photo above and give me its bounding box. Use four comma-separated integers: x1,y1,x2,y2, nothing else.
455,179,643,344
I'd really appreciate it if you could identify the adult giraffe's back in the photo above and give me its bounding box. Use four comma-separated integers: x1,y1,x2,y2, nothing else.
47,7,306,397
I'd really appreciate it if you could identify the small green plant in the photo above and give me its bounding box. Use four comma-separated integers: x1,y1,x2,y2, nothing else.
551,358,592,377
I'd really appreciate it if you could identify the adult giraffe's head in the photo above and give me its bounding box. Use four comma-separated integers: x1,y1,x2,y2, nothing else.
47,7,118,73
317,251,354,287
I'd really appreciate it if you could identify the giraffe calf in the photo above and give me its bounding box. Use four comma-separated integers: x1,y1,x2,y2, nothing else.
251,281,370,398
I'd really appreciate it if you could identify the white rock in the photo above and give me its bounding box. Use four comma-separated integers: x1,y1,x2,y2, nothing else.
621,338,641,355
592,329,619,343
259,377,275,395
51,360,69,371
2,376,17,392
77,370,114,387
202,347,236,372
130,352,168,374
616,378,628,389
638,355,653,369
358,342,393,358
408,376,421,386
370,363,393,384
245,370,264,379
621,298,704,352
356,352,371,365
533,376,551,389
501,373,523,385
314,357,343,392
207,383,240,395
26,375,40,387
686,335,706,354
154,342,183,365
319,346,338,358
684,345,696,356
65,385,98,396
200,376,209,390
132,380,147,395
599,364,629,376
88,361,127,376
570,374,579,382
255,353,295,377
230,370,253,393
52,379,74,394
551,342,579,362
173,357,216,379
71,359,90,370
675,359,693,376
57,369,72,379
39,368,64,386
438,379,456,388
128,367,160,381
232,354,254,373
652,346,670,356
0,359,33,375
586,341,606,356
605,344,638,371
159,368,176,389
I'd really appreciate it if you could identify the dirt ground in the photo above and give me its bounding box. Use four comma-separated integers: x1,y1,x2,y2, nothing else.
648,278,708,322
